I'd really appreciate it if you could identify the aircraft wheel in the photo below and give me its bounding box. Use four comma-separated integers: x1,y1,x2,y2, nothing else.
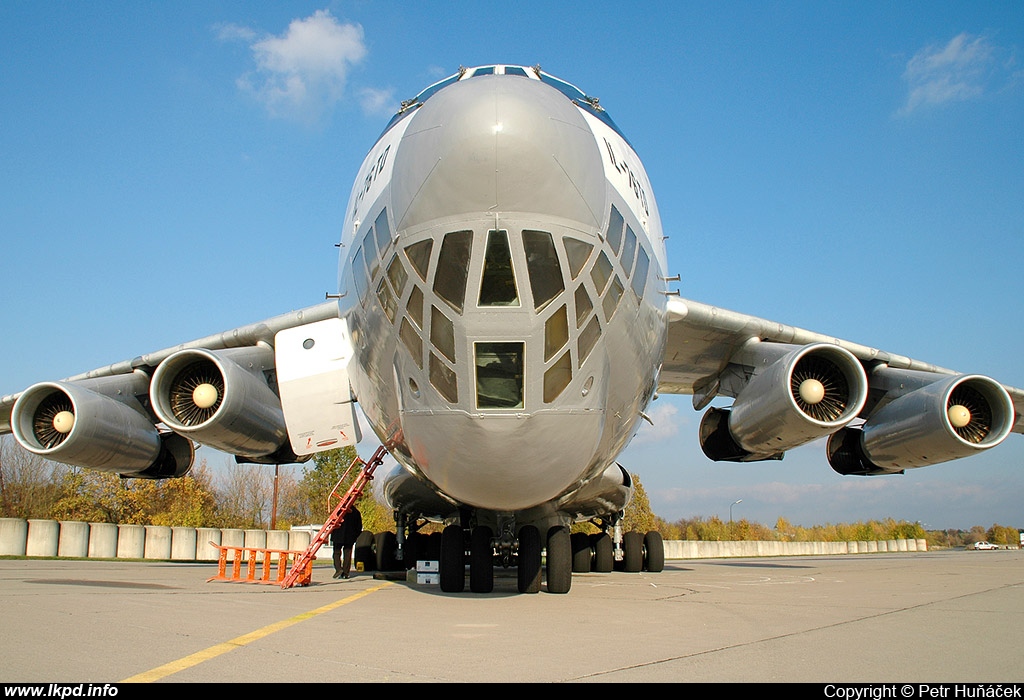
354,530,376,572
517,525,542,594
469,526,494,593
374,531,399,571
570,532,592,573
644,531,665,572
546,526,572,594
439,524,465,593
590,532,613,572
623,530,644,572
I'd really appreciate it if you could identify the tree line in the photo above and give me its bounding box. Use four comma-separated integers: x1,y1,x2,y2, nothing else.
1,437,1017,547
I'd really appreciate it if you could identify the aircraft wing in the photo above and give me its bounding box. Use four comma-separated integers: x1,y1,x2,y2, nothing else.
658,295,1023,471
0,301,357,477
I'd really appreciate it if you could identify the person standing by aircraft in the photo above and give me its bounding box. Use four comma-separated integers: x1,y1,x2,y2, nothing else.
331,506,362,579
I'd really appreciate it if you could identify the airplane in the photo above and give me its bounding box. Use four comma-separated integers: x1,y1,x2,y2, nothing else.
2,64,1022,595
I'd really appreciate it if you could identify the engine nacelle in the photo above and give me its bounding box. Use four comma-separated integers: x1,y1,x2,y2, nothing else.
556,462,635,521
151,346,291,460
827,374,1014,474
10,375,193,477
700,343,868,462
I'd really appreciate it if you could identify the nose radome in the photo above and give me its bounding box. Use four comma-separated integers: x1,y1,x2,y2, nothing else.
390,75,606,233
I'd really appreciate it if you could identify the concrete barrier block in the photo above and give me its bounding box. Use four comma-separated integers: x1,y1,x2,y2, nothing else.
88,523,118,558
244,529,267,560
221,529,245,550
26,519,59,557
143,526,172,560
170,527,197,560
116,524,145,559
197,528,222,561
289,529,312,552
0,518,28,556
266,530,290,552
57,521,90,558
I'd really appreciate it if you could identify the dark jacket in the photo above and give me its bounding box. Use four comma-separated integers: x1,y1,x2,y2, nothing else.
330,507,363,548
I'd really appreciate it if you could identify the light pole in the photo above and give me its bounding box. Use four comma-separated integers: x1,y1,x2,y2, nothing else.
730,499,743,523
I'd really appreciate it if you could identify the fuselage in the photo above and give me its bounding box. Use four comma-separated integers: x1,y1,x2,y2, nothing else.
337,66,668,515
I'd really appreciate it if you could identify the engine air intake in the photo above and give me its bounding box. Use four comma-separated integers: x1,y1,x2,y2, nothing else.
166,360,225,426
790,354,852,422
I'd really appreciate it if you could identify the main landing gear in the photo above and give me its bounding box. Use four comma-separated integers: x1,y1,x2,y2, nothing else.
430,522,665,595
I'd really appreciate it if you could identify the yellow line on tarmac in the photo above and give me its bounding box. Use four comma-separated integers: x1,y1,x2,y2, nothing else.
121,581,393,683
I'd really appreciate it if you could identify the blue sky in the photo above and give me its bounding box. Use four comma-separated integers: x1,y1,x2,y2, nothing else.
2,2,1022,530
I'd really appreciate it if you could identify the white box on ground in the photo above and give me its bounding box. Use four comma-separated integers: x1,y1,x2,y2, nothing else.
417,573,439,585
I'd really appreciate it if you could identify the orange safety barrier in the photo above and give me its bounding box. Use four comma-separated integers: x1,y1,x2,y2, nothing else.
206,542,314,587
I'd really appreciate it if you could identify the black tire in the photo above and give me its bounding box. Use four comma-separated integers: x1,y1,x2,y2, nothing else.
644,531,665,572
546,526,572,594
517,525,542,594
374,531,399,571
571,532,592,573
590,532,613,573
439,524,465,593
354,530,376,572
622,530,644,573
469,526,494,593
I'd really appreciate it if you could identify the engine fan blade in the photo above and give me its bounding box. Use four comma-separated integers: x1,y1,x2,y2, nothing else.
948,384,992,443
790,355,850,422
168,360,224,426
33,392,75,449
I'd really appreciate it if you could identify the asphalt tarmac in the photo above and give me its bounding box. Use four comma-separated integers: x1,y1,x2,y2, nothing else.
0,549,1021,684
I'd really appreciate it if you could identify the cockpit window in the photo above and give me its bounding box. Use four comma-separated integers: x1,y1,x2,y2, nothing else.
631,246,650,301
538,73,587,102
522,230,565,311
538,72,631,147
621,225,637,276
352,246,368,302
413,74,460,105
404,239,433,281
433,230,472,314
504,66,528,77
374,209,392,257
386,254,408,298
470,66,495,77
362,229,379,281
563,238,593,280
590,251,613,295
606,206,624,255
478,230,519,306
475,342,524,409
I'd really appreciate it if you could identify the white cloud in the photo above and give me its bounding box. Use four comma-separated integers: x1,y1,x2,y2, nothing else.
631,400,682,445
358,87,396,116
226,9,368,124
899,33,996,115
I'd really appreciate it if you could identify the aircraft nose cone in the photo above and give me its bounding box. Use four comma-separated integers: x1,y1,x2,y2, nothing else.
390,75,606,232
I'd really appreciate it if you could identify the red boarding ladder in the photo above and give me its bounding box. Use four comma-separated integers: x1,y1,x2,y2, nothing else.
280,444,390,589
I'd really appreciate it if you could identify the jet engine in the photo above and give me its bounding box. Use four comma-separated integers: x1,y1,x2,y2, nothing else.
10,374,193,478
150,346,295,462
699,343,869,462
827,373,1014,475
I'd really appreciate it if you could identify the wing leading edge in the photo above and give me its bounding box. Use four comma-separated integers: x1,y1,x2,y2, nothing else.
659,296,1023,474
0,301,347,476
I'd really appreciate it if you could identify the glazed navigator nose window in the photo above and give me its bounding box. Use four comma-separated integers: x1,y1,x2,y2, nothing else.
474,342,524,409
